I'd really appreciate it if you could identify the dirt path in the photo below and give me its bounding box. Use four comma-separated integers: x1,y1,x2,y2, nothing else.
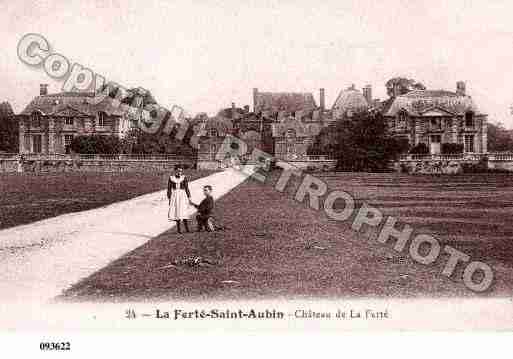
0,168,253,303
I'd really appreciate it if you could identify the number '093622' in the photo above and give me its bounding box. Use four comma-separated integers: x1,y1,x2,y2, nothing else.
40,342,71,351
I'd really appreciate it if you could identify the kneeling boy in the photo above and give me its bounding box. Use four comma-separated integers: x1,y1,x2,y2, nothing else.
190,185,215,231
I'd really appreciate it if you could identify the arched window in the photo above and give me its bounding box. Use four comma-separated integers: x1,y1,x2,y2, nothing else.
32,111,42,127
465,111,474,128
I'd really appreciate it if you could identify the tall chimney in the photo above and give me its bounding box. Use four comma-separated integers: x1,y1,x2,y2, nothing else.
363,85,372,104
319,88,325,110
40,84,48,96
456,81,466,96
253,88,258,112
231,102,236,118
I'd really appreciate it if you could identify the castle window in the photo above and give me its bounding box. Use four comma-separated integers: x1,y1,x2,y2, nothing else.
32,135,42,153
65,118,74,126
465,112,474,128
430,118,442,130
98,112,107,127
32,112,42,127
397,110,408,130
286,128,296,138
464,134,475,153
64,134,74,154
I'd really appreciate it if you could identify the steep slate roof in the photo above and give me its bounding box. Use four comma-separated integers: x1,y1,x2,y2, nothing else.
0,102,14,118
254,92,317,113
20,92,126,116
384,90,483,117
332,87,369,119
20,86,158,117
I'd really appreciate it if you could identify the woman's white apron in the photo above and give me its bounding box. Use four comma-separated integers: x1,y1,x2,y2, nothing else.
168,175,190,220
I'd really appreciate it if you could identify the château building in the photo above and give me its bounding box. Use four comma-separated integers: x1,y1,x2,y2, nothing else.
383,82,487,154
197,85,373,168
17,84,142,154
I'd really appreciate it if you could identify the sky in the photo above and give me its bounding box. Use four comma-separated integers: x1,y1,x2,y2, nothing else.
1,0,513,127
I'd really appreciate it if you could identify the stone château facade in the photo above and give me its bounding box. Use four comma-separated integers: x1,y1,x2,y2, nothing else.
18,84,136,154
384,82,487,154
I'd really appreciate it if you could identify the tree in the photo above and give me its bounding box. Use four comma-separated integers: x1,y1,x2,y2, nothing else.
330,111,407,172
486,122,513,152
385,77,426,98
409,143,429,154
70,135,121,154
0,102,17,153
120,117,198,156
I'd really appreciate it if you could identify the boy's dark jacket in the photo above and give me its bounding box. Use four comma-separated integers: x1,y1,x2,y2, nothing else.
194,195,214,216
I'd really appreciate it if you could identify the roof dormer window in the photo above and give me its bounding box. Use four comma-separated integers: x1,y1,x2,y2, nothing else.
32,111,42,127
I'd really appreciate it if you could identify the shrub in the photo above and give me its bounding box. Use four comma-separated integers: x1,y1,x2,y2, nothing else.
409,143,429,154
461,156,491,173
70,135,121,154
400,163,410,173
441,143,463,154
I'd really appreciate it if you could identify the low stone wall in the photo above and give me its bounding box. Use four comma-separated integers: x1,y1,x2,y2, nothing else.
396,160,465,174
197,159,337,171
197,160,228,170
0,158,196,173
488,159,513,172
285,160,337,171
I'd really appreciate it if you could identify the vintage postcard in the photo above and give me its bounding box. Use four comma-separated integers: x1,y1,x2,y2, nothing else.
1,0,513,355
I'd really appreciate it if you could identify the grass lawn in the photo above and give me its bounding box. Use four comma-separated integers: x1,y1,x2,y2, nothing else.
0,170,213,230
60,171,513,301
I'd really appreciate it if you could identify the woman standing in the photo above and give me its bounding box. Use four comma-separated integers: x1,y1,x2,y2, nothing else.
17,155,24,173
167,164,192,233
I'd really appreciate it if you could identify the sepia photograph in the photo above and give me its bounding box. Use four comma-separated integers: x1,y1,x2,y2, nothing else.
1,0,513,356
